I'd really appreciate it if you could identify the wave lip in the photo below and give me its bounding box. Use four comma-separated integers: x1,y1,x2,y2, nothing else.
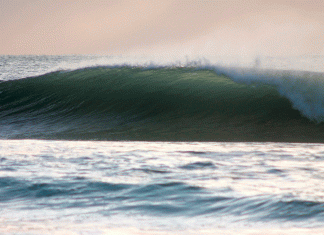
1,66,324,142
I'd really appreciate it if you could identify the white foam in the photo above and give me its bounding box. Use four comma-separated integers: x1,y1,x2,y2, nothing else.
219,67,324,122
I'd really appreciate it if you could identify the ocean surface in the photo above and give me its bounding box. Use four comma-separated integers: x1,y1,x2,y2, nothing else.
1,55,324,234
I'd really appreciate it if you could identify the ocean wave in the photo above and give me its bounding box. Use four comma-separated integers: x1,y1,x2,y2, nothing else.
1,65,324,142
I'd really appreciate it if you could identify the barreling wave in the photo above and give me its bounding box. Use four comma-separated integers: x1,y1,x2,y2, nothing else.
1,65,324,142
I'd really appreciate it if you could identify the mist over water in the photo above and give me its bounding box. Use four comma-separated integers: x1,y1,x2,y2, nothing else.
128,9,324,67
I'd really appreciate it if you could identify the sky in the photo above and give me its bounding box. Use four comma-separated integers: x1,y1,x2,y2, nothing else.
1,0,324,57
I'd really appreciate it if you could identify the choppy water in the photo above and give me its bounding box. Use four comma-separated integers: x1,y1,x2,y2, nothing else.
1,140,324,234
1,55,324,234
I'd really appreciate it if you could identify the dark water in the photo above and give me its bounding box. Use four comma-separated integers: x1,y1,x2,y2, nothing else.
1,66,324,142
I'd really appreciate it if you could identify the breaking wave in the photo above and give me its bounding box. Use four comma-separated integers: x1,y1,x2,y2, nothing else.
1,65,324,142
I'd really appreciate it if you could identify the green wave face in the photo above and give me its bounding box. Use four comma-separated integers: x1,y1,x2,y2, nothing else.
1,66,323,142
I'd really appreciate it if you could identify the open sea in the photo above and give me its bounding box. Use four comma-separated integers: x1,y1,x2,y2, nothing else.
1,55,324,234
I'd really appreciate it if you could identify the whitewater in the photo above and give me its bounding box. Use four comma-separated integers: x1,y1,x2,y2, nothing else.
1,55,324,234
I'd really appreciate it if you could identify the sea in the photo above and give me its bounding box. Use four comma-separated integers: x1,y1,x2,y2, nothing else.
1,54,324,234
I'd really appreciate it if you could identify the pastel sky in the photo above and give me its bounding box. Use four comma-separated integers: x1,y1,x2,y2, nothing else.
1,0,324,56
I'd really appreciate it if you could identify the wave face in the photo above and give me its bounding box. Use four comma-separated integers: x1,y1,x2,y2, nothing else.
1,66,324,142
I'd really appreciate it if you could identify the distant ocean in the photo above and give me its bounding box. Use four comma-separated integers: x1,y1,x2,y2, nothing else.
1,55,324,234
